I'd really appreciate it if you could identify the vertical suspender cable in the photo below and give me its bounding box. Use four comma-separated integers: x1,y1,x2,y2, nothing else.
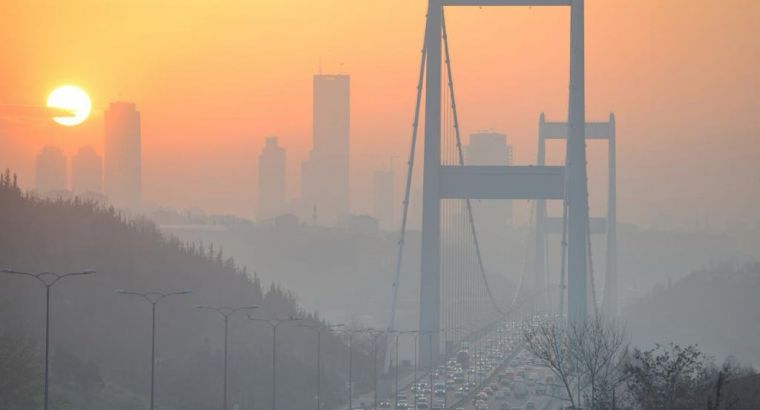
441,10,506,318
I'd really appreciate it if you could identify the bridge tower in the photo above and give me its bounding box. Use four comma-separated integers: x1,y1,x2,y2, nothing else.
534,113,618,316
418,0,590,365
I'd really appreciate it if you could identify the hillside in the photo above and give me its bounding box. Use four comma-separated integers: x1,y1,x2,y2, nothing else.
624,262,760,367
0,172,370,410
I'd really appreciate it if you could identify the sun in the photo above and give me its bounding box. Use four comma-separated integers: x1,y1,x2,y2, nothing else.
47,85,92,126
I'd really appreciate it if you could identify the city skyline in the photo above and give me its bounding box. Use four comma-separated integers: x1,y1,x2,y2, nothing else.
1,2,759,409
0,0,758,229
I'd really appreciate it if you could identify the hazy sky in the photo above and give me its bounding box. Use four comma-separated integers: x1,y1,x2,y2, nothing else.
1,0,758,228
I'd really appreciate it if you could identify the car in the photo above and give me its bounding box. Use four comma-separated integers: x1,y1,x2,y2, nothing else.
379,400,391,408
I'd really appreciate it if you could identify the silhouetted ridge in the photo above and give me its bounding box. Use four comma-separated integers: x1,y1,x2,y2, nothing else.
625,262,760,367
0,172,362,410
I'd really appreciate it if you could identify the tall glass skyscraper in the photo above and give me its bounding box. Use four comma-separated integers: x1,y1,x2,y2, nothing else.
301,74,350,226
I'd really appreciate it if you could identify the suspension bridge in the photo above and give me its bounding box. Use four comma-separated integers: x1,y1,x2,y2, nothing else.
384,0,619,374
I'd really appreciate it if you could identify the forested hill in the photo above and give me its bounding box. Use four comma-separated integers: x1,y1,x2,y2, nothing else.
0,172,358,410
624,262,760,367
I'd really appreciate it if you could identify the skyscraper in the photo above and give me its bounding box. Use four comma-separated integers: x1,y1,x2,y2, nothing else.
466,132,513,228
373,169,395,230
71,146,103,194
35,146,67,193
301,74,350,226
258,136,286,221
104,102,141,208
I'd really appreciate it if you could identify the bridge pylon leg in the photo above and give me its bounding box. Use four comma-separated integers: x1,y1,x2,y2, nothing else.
419,0,443,367
535,114,548,313
566,0,590,327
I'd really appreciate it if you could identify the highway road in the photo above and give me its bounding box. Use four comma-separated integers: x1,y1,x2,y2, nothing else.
344,319,563,410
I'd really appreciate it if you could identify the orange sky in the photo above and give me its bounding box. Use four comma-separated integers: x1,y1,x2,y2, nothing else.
1,0,758,228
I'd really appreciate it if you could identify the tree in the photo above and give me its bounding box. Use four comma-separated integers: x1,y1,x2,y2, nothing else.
523,315,628,410
0,330,42,409
702,355,751,409
568,315,628,409
523,318,582,409
0,175,361,410
624,343,706,410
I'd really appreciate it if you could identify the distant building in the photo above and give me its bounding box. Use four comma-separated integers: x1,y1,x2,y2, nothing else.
71,146,103,194
301,74,350,226
104,102,141,208
466,132,513,228
35,146,67,193
348,214,379,236
373,169,395,230
258,136,286,221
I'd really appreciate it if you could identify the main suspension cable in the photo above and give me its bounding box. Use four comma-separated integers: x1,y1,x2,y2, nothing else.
384,27,427,373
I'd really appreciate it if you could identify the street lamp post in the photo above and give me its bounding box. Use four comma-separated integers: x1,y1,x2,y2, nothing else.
344,328,376,410
115,289,191,410
442,328,447,410
249,316,302,410
1,268,95,410
196,305,259,410
296,323,344,410
366,330,383,410
412,332,418,410
347,331,355,410
428,332,434,406
387,330,416,409
395,333,399,409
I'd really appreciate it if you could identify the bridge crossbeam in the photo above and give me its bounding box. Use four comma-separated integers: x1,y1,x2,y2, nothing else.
542,121,613,140
442,0,571,6
439,165,565,200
